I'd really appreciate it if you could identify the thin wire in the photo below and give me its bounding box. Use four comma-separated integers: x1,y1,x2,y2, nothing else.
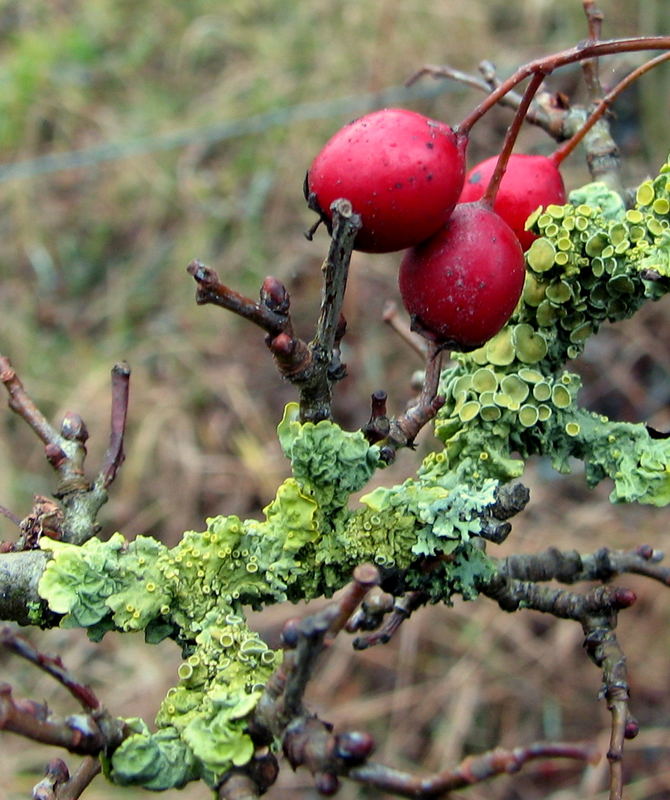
0,82,453,183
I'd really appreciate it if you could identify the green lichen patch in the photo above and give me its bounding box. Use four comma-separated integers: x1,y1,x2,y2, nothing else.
277,402,380,509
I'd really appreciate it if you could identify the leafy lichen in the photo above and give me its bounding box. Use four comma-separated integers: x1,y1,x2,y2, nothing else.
35,156,670,790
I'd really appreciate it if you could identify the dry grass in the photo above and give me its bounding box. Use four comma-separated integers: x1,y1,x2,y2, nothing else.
1,1,670,798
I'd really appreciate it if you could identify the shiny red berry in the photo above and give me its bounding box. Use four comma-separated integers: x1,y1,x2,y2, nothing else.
306,108,467,253
459,153,566,250
398,202,525,350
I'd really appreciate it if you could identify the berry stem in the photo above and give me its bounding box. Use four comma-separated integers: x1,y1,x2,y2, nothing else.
481,71,547,209
552,51,670,165
457,36,670,136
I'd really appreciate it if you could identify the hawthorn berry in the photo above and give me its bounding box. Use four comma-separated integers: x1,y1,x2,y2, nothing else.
459,153,566,250
398,202,525,350
305,108,467,253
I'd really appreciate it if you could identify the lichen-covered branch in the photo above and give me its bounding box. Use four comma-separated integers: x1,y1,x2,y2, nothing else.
429,159,670,504
0,358,130,547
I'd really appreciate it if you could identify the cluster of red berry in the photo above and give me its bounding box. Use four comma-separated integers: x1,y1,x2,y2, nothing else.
305,107,566,351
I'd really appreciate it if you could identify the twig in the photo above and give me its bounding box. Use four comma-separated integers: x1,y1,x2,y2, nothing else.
298,198,361,422
481,71,547,208
0,682,106,754
405,62,552,130
98,362,130,489
480,576,639,800
32,757,70,800
352,590,427,650
581,1,605,100
0,357,126,546
189,199,360,424
347,741,598,798
253,566,380,738
362,390,391,444
0,627,100,711
0,504,21,528
552,51,670,165
382,301,427,359
382,341,445,459
187,262,291,336
498,544,670,586
0,356,61,447
457,36,670,135
32,756,102,800
0,630,126,762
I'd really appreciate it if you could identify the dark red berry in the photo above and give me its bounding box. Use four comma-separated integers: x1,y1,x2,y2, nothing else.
459,153,566,250
306,108,467,253
398,202,525,350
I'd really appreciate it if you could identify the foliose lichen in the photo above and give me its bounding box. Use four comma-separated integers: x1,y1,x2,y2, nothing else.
35,156,670,790
432,155,670,504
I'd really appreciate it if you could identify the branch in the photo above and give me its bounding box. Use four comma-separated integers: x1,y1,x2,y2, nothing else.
498,544,670,586
189,199,361,424
0,629,126,763
97,362,130,489
347,741,598,798
0,550,54,625
32,756,101,800
0,358,130,547
479,576,641,800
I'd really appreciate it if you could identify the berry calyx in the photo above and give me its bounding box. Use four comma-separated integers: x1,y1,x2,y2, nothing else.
398,202,525,350
305,108,467,253
459,153,566,251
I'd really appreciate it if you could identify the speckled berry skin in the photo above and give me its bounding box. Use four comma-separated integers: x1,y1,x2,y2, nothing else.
399,202,526,350
306,108,467,253
459,153,566,251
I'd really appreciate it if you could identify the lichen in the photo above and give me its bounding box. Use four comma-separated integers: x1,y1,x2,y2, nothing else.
35,156,670,790
431,155,670,503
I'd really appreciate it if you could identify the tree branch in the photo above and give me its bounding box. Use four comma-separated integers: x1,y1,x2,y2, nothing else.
0,358,130,547
479,576,641,800
189,199,361,424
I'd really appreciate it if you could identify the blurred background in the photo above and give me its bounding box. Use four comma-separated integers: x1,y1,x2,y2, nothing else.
0,1,669,798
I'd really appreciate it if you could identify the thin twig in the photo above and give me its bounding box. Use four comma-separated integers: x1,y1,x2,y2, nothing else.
0,504,21,528
187,261,290,336
382,301,427,359
98,362,130,489
353,590,427,649
34,756,102,800
581,0,605,100
0,356,61,446
481,71,547,208
480,576,639,800
553,51,670,164
383,342,445,458
0,627,100,711
348,742,598,798
457,36,670,135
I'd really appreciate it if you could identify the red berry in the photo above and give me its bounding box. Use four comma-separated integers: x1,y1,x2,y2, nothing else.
459,153,566,251
398,203,525,350
306,108,467,253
